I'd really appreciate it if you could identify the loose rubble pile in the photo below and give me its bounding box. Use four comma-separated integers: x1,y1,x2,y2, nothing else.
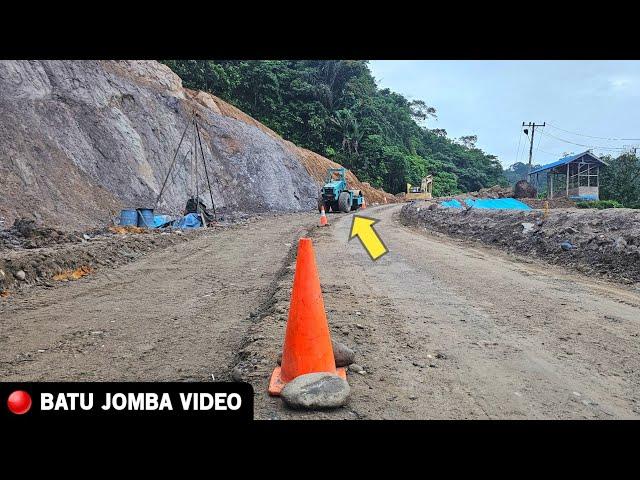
468,185,514,199
401,202,640,284
0,213,265,295
0,228,195,295
521,197,577,209
1,218,85,250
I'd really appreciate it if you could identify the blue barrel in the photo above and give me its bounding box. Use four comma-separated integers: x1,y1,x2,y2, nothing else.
120,209,138,226
136,208,155,228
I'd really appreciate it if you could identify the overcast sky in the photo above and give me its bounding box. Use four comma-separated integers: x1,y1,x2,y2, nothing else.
369,60,640,169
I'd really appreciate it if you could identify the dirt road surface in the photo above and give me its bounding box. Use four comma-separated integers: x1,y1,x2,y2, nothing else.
2,205,640,419
0,214,313,382
252,204,640,419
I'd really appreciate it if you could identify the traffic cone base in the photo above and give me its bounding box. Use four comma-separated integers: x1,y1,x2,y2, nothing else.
268,366,346,396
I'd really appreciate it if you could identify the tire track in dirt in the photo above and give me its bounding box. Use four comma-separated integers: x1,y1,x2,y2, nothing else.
330,205,640,419
245,204,640,419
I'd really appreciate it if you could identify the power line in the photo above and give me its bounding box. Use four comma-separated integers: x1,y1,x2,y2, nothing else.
540,130,628,151
536,147,562,157
533,124,545,158
515,127,523,163
547,122,640,142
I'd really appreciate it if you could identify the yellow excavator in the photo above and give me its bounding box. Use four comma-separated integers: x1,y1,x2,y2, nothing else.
405,175,433,201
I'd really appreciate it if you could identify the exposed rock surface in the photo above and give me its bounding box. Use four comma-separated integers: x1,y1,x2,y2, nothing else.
1,61,392,230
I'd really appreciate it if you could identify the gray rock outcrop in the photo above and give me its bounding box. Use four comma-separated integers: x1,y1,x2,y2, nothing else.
0,61,319,229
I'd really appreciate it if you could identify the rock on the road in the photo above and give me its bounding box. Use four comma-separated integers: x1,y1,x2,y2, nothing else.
332,340,355,367
348,363,365,374
281,372,351,410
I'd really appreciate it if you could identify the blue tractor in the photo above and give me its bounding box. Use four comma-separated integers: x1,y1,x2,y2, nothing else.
318,168,365,213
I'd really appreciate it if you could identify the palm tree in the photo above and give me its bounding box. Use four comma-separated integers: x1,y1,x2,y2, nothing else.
330,109,364,156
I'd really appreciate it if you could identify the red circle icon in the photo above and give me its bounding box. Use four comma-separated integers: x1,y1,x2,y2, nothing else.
7,390,32,415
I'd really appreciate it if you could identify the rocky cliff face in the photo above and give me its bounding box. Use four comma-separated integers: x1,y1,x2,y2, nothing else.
0,60,321,229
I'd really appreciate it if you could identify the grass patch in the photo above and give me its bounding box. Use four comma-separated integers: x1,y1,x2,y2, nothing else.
576,200,623,209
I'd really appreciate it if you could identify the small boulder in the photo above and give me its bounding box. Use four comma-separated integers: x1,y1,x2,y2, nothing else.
281,373,350,410
332,340,355,367
231,365,245,382
513,180,537,199
14,270,26,281
521,222,535,234
561,241,575,251
614,237,627,252
349,363,364,374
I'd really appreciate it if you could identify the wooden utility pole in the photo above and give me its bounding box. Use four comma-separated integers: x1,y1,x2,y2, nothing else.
522,122,545,176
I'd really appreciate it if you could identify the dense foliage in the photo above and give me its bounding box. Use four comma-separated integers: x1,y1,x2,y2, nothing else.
600,153,640,208
162,60,507,195
576,200,623,209
504,161,544,186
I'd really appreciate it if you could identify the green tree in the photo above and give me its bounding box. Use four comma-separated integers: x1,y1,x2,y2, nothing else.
600,153,640,208
161,60,508,195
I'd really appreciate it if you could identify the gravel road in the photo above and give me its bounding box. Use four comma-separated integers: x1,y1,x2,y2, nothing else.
2,205,639,419
300,204,640,419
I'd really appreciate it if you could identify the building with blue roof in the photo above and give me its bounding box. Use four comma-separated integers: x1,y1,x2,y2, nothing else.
528,150,608,201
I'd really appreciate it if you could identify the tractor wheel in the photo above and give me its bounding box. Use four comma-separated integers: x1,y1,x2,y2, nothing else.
331,201,340,213
338,192,352,213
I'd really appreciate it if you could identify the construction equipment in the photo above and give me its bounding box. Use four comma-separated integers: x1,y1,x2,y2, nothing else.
405,175,433,201
154,110,217,225
318,168,364,213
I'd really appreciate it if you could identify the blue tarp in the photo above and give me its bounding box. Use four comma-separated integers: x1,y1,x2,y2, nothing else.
174,213,202,229
153,214,173,228
440,198,531,210
570,194,598,201
464,198,531,210
440,199,463,209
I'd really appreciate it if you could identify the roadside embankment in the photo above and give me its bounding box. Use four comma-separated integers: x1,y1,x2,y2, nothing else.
0,214,260,296
400,201,640,285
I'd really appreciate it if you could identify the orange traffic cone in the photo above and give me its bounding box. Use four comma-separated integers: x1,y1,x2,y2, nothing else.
319,205,328,226
361,197,367,209
268,238,346,395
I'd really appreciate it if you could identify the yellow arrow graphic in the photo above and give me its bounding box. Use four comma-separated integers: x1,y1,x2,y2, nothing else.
349,215,389,261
